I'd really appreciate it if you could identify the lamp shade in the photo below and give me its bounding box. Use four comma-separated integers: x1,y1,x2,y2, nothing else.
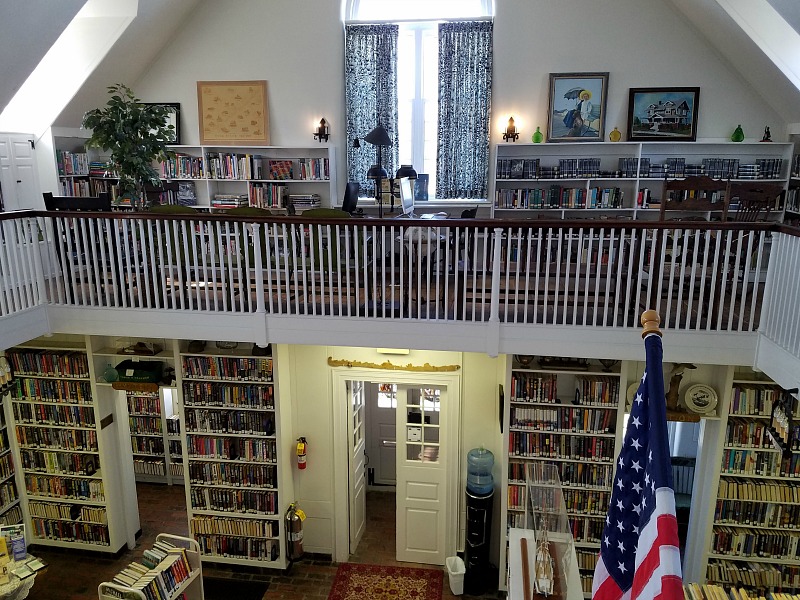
363,124,392,146
395,164,417,180
366,164,389,179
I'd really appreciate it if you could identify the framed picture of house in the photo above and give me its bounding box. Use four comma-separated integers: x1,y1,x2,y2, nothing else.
627,87,700,142
546,72,609,142
197,80,270,145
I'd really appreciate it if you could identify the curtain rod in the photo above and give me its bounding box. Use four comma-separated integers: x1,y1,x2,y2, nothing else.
345,16,493,25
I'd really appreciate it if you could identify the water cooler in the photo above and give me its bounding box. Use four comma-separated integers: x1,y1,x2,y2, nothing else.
464,447,494,596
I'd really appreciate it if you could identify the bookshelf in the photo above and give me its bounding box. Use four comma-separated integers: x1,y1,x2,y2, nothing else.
705,373,800,593
499,355,626,595
53,134,119,200
6,336,138,553
159,145,337,212
0,384,22,527
177,342,286,568
98,533,203,600
89,337,183,486
491,142,792,220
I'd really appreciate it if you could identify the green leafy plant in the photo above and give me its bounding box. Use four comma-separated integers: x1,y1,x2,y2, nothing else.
82,84,174,207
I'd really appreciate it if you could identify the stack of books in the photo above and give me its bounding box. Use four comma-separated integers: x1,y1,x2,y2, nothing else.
289,194,321,210
109,538,193,599
211,194,248,209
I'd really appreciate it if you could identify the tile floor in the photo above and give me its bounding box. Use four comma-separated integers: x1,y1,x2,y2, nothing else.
26,484,501,599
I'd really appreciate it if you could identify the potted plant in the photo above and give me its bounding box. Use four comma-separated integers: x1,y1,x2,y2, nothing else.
82,84,175,209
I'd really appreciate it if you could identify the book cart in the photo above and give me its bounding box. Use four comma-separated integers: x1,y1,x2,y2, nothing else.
98,533,203,600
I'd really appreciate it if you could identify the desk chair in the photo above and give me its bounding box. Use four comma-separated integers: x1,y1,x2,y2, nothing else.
451,208,478,272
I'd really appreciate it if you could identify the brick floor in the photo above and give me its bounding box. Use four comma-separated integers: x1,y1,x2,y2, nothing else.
27,485,501,599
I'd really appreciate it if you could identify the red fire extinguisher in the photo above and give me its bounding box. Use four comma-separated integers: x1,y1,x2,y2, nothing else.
296,437,307,470
285,502,305,562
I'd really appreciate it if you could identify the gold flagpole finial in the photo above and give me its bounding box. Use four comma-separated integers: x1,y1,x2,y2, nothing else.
641,310,662,338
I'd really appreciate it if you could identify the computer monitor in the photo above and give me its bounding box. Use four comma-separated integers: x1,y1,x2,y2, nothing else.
399,177,415,217
341,182,359,214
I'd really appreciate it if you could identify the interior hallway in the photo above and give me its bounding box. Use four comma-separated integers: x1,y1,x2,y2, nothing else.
26,486,499,599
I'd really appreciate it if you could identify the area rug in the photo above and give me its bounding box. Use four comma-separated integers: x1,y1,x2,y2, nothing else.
202,575,269,600
328,563,442,600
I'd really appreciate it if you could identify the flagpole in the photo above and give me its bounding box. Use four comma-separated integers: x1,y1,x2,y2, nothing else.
641,309,662,338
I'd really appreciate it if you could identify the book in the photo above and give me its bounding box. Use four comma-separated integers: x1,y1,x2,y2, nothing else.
268,160,294,180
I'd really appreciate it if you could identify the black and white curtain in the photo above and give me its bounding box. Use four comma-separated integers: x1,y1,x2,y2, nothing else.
344,24,399,196
436,21,493,199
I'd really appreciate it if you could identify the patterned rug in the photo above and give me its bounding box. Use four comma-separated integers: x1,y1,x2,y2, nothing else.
328,563,443,600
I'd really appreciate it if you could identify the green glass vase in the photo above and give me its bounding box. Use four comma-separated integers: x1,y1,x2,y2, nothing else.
731,125,744,142
532,127,543,143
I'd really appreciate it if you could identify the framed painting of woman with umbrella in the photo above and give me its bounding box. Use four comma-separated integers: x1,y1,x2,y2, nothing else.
546,72,609,142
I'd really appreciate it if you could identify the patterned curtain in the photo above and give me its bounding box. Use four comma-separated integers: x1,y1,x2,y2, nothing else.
436,21,493,199
345,24,399,197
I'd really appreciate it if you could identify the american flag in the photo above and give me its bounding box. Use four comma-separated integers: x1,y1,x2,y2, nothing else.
592,333,683,600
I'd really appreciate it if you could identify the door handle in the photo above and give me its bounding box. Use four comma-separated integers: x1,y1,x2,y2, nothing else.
381,440,397,446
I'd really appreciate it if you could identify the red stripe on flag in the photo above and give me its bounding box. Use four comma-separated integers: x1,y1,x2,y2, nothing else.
631,513,680,599
654,576,684,600
594,572,624,600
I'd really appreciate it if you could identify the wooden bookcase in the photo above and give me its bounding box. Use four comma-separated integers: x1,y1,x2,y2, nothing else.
177,341,286,568
160,145,337,212
499,356,626,595
492,141,793,220
6,336,137,553
704,372,800,593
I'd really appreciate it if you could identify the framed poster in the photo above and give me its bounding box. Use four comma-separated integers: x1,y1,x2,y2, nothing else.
142,103,180,144
197,80,270,145
547,72,609,142
627,87,700,142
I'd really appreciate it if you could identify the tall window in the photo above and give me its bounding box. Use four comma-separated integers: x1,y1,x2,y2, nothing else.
345,0,493,200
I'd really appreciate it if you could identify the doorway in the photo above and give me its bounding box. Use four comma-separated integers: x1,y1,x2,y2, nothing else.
332,369,460,566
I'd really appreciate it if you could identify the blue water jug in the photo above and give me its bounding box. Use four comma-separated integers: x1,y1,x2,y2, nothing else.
466,447,494,496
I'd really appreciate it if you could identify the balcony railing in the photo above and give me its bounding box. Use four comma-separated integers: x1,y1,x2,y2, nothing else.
0,211,796,343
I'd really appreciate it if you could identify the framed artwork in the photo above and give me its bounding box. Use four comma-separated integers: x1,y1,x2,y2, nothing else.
627,87,700,142
143,103,180,144
197,80,270,145
547,72,609,142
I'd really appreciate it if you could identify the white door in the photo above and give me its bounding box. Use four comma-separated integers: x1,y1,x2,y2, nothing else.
347,380,367,552
395,384,447,565
367,382,397,486
0,134,41,211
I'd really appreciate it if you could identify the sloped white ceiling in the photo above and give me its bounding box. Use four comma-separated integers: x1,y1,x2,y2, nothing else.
0,0,85,116
768,0,800,33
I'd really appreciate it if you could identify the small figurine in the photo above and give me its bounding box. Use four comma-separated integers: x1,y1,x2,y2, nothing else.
761,126,772,142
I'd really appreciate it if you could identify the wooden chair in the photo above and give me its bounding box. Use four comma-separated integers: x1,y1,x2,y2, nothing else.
43,191,112,212
726,181,783,223
659,175,729,221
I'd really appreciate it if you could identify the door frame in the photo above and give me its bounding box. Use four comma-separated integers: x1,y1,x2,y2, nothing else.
331,367,461,564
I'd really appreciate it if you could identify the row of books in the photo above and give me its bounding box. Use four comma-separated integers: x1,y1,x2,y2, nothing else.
24,474,104,500
190,487,279,515
717,477,800,503
0,455,11,481
181,356,274,382
510,373,619,406
509,458,613,490
186,436,277,463
563,488,611,516
715,498,800,529
12,403,95,427
0,506,22,526
726,418,781,449
785,188,800,213
190,515,278,536
506,511,526,529
509,405,616,434
297,157,330,180
576,549,598,571
56,150,90,176
129,415,163,435
721,448,800,478
495,185,625,210
19,449,94,476
88,161,117,178
161,153,205,179
575,377,621,406
730,386,780,417
133,459,166,477
166,415,180,435
57,179,93,197
7,350,90,379
182,382,274,409
496,158,540,180
110,540,193,600
187,461,276,488
127,393,161,416
131,437,164,456
186,409,274,436
13,378,93,404
704,563,800,592
28,500,106,523
30,518,109,545
569,514,604,544
510,373,558,403
711,525,800,559
509,431,614,461
249,182,288,209
16,426,97,451
169,463,184,478
193,534,279,562
0,482,17,510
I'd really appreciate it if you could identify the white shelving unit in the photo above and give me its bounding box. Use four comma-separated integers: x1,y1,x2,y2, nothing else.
161,145,337,211
0,383,21,527
6,335,138,553
177,341,287,568
98,533,203,600
492,141,793,220
52,133,118,199
499,356,626,596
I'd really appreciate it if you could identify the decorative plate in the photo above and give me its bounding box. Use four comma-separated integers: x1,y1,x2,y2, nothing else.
626,382,640,409
683,383,718,415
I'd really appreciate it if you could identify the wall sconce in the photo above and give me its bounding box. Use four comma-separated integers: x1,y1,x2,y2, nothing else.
313,118,330,142
503,116,519,142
